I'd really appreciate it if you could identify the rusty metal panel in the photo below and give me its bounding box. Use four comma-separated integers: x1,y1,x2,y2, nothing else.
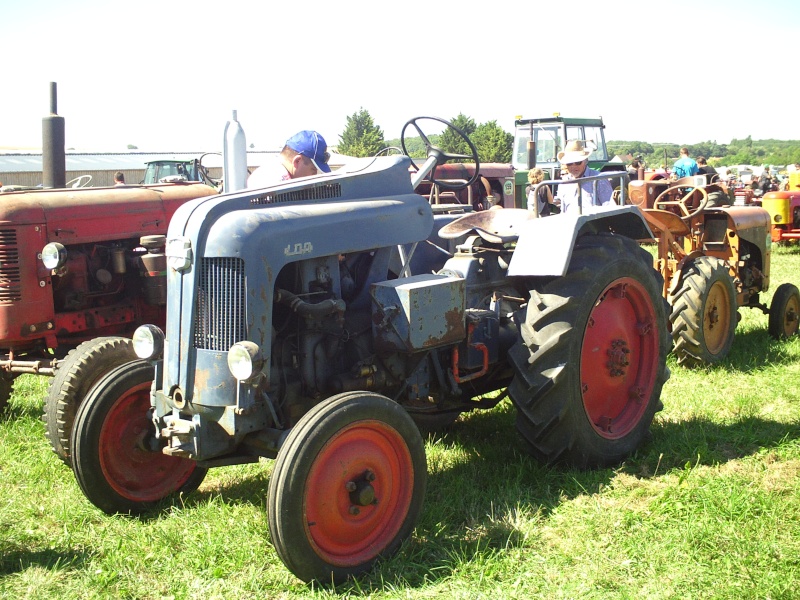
371,274,465,353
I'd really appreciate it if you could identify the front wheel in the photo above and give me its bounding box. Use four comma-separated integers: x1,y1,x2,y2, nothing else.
268,392,426,583
508,234,669,468
44,336,136,464
71,360,207,515
668,256,737,367
768,283,800,339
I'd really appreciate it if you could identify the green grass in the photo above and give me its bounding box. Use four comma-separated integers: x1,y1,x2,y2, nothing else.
2,245,800,599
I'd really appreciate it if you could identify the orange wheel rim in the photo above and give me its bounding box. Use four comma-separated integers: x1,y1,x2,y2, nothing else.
303,420,414,567
704,280,732,354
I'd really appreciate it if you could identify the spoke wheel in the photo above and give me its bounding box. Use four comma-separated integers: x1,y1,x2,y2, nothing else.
508,234,669,468
668,256,737,366
268,392,426,583
71,360,206,515
44,336,136,464
768,283,800,339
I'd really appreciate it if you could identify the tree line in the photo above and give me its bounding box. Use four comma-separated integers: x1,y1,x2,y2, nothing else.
337,109,512,163
337,108,800,169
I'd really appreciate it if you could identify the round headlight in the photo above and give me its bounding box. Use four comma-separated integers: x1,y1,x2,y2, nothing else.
41,242,67,270
133,324,164,360
774,214,783,223
227,341,263,381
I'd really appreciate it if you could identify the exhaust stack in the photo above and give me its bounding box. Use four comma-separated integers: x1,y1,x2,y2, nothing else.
42,82,66,189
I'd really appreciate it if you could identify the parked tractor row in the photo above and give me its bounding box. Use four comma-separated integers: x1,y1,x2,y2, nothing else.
1,113,796,584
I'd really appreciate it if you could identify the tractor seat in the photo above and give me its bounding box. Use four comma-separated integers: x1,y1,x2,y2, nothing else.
642,208,690,238
438,208,535,244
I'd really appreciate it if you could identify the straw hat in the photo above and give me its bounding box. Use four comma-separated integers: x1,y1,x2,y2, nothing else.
557,140,592,164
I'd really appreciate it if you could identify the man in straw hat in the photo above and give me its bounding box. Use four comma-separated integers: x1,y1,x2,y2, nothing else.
554,140,614,214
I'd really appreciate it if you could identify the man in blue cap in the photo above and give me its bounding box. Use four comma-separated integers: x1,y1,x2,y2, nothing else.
247,130,331,188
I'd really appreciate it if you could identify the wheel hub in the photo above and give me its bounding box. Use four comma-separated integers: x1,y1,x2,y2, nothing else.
606,339,631,377
345,469,378,513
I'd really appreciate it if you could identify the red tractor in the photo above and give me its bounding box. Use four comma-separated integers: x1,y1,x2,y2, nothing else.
0,181,218,461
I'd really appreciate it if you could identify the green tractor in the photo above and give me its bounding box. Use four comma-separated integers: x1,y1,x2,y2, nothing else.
512,115,625,208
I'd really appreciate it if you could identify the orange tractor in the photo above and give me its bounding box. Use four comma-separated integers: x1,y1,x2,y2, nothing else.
629,175,800,366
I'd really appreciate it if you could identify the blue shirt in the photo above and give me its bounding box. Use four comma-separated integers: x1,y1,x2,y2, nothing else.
556,167,614,214
672,156,699,179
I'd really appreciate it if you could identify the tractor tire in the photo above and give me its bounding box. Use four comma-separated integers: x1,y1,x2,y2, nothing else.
44,336,137,464
71,360,206,515
507,233,669,469
668,256,737,367
768,283,800,340
268,391,426,583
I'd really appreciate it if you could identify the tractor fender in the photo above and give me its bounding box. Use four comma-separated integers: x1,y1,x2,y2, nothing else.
507,206,654,277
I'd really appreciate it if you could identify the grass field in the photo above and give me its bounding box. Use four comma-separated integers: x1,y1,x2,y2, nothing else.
1,245,799,600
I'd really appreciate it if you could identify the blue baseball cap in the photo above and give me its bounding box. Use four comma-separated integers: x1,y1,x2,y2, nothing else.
286,130,331,173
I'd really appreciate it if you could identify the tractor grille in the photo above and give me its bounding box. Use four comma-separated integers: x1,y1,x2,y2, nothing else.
193,257,246,351
0,229,21,304
250,182,342,205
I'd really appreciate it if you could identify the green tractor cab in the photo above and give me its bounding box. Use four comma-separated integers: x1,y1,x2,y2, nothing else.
512,115,624,207
142,155,220,188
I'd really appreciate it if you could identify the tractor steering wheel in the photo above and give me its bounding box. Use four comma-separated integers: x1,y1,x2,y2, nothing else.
400,116,480,191
654,184,710,221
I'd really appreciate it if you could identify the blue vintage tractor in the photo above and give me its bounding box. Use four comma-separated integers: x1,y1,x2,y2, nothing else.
67,117,669,583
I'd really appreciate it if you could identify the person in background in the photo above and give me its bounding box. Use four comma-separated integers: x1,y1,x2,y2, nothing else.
696,156,717,183
759,168,772,195
672,147,699,179
247,130,331,188
113,171,126,186
526,168,559,216
627,159,640,181
553,140,613,214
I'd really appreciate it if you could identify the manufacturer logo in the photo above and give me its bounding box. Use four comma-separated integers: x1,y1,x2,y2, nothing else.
284,242,314,257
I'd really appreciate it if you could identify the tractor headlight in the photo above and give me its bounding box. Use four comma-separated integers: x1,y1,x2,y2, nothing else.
41,242,67,270
774,214,783,223
227,341,263,382
166,236,193,271
133,324,164,360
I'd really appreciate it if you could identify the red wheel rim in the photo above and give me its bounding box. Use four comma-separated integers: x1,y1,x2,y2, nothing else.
580,277,660,439
303,420,414,567
98,380,198,502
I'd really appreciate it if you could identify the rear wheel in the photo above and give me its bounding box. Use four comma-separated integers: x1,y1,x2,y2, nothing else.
44,337,136,464
71,360,206,515
268,392,426,583
508,234,669,468
768,283,800,339
668,256,737,366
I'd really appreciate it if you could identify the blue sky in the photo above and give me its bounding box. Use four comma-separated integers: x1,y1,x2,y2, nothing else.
2,0,797,152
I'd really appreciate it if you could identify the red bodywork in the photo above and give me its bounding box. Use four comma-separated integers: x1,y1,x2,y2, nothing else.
0,183,218,374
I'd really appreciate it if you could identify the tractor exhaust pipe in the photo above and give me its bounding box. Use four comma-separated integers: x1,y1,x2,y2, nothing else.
42,82,66,189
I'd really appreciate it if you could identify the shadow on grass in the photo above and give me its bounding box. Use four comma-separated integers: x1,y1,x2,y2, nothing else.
0,544,88,576
627,413,800,476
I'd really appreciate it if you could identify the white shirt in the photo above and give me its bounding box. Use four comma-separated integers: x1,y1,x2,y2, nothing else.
247,157,291,189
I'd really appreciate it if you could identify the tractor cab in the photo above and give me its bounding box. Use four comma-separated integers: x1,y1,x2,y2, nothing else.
512,115,623,208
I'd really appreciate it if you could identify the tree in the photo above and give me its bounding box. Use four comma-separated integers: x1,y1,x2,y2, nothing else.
338,108,385,157
472,121,513,163
439,114,476,159
127,144,138,150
